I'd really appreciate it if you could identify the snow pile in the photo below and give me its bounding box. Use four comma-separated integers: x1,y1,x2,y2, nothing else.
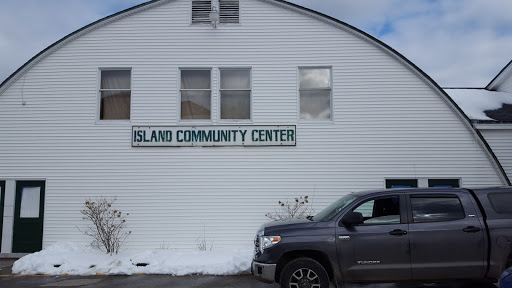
445,88,512,121
12,242,253,276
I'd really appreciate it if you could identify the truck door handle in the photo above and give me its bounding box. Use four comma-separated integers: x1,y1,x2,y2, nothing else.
389,229,408,236
463,226,481,233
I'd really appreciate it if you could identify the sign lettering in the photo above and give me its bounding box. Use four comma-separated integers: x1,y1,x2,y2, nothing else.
132,126,296,147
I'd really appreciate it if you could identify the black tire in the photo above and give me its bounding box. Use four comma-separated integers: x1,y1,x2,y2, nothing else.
279,257,330,288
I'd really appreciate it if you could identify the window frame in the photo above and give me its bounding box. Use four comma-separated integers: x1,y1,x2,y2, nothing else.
428,178,461,188
297,66,333,122
97,68,132,123
218,67,252,122
385,179,418,189
179,67,213,122
408,194,466,223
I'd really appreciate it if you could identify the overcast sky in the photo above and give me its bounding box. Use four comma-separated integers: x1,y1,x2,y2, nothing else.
0,0,511,87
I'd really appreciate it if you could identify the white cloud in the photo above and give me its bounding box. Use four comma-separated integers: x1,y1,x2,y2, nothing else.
288,0,512,87
0,0,511,87
0,0,146,84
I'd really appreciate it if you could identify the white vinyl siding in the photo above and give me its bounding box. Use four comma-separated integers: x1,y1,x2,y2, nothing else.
497,75,512,93
479,129,512,183
0,0,505,251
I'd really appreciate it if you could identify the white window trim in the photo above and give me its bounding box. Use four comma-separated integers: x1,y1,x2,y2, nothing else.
178,67,214,123
217,67,253,123
96,67,132,124
297,66,334,123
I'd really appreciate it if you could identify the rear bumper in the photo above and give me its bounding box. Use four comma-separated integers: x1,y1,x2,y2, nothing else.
252,261,277,283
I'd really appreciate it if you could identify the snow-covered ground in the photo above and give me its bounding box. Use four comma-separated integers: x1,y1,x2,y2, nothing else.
12,242,253,276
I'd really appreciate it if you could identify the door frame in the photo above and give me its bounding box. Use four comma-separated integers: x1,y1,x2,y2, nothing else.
12,180,46,253
0,181,5,251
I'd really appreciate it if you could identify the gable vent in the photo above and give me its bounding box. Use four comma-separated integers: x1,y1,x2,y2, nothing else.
219,0,240,24
192,0,212,24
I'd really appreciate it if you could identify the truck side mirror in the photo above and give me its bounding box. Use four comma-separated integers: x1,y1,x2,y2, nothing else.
341,212,364,227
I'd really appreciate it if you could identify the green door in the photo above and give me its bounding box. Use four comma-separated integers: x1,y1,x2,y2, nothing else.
0,181,5,251
13,181,45,253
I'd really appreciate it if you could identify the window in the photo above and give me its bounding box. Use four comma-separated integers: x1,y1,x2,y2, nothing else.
220,69,250,120
192,0,240,24
428,179,460,188
20,186,40,218
299,68,331,120
386,179,418,189
99,69,131,120
353,196,401,225
313,194,358,222
488,193,512,214
411,196,465,223
181,69,211,120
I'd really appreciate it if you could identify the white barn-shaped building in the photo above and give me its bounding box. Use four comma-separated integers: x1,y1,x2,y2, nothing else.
0,0,509,253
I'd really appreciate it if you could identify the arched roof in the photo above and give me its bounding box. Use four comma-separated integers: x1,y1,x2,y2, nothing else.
0,0,509,185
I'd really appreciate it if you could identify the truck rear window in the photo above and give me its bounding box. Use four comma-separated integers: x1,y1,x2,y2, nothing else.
488,193,512,214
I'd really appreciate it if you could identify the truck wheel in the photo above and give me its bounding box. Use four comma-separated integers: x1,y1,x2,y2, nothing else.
280,258,329,288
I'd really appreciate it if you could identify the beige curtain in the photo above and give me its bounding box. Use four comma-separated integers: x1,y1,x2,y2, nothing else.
100,70,131,120
101,91,131,120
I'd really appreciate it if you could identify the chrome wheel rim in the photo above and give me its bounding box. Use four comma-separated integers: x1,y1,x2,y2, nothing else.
289,268,320,288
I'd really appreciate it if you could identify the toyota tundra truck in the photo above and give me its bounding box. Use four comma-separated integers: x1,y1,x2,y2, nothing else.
252,187,512,287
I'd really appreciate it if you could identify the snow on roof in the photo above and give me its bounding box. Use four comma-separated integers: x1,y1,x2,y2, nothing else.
444,88,512,122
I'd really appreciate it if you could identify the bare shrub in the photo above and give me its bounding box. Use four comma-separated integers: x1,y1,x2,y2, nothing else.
79,197,131,255
158,241,173,250
265,196,314,220
196,226,213,251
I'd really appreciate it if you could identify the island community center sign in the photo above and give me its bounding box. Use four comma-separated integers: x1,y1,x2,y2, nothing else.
132,126,296,147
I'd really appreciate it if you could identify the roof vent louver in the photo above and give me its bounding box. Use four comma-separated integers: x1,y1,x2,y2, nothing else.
219,0,240,24
192,0,212,24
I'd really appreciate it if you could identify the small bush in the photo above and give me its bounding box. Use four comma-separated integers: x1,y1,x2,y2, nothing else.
158,241,172,250
265,196,314,220
79,197,131,255
196,226,213,251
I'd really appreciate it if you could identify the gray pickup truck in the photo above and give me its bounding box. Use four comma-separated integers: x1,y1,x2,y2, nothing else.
252,187,512,288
